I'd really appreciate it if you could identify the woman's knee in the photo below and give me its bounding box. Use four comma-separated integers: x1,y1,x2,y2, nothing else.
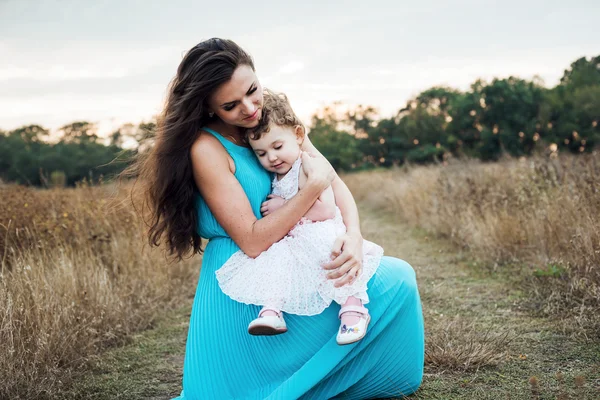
382,256,418,290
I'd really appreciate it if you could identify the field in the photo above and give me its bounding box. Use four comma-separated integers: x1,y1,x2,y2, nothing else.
0,183,198,399
344,152,600,338
1,153,599,399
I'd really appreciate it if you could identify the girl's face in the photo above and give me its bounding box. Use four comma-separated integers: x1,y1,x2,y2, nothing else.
207,65,263,129
250,125,303,177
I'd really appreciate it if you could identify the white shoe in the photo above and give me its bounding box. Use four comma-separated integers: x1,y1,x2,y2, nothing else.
336,305,371,345
248,307,287,336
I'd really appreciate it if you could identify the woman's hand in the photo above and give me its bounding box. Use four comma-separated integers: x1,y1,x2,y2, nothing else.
260,194,286,216
322,231,364,287
301,151,335,191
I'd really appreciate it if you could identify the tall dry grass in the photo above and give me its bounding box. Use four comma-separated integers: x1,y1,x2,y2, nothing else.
0,183,198,399
345,152,600,337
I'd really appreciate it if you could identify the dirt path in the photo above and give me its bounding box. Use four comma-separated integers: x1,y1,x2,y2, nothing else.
63,206,600,399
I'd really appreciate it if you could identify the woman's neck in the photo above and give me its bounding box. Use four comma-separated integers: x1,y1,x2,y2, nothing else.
207,121,247,147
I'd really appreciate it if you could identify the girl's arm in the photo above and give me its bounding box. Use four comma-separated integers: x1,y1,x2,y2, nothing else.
298,166,336,221
301,135,364,287
192,134,333,258
260,190,335,222
303,187,336,221
262,161,337,222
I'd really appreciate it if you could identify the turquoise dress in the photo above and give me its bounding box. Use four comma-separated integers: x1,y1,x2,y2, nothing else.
174,128,424,400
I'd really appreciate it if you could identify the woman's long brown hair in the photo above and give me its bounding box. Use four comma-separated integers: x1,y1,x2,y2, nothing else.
125,38,254,261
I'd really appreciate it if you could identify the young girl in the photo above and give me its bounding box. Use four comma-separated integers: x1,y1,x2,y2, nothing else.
215,91,383,345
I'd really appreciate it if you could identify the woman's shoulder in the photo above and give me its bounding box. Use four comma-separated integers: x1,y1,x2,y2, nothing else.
193,126,233,153
191,131,232,170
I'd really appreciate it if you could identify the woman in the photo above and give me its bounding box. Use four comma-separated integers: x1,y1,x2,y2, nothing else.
137,38,424,399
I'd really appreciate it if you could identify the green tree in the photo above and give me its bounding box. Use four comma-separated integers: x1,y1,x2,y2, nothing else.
0,123,132,186
538,56,599,153
309,114,362,171
58,121,99,143
478,77,544,158
560,56,600,89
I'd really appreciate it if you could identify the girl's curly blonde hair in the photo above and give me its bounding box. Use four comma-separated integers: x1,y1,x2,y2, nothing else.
248,89,305,141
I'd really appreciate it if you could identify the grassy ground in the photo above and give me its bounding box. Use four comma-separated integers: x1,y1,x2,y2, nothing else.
62,205,600,399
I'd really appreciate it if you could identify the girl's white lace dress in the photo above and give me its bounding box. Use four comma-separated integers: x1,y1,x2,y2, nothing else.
215,158,383,316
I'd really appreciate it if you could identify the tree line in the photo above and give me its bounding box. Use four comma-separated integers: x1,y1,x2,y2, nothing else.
0,122,154,186
310,55,599,170
1,55,598,185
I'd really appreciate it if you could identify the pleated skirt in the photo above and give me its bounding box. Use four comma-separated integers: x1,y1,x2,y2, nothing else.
174,237,424,400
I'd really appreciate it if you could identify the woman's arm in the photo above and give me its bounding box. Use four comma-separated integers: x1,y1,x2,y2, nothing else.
192,135,332,258
301,135,364,287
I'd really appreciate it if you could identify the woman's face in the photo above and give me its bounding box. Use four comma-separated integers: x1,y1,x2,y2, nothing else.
207,65,263,129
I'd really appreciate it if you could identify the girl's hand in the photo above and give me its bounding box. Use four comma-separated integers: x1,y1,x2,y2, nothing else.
260,194,286,216
322,232,364,287
301,151,335,191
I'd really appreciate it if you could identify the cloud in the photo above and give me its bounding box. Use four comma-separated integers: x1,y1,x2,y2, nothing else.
278,61,305,75
0,87,164,133
0,39,179,82
0,65,131,81
1,0,598,131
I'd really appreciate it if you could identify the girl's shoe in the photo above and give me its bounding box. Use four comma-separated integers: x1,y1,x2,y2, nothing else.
336,305,370,345
248,307,288,335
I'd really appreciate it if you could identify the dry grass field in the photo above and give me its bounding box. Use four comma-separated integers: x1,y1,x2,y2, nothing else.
2,152,599,398
344,152,600,338
0,182,198,399
59,200,600,399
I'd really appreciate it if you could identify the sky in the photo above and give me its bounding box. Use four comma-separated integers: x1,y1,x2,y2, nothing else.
1,0,598,137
